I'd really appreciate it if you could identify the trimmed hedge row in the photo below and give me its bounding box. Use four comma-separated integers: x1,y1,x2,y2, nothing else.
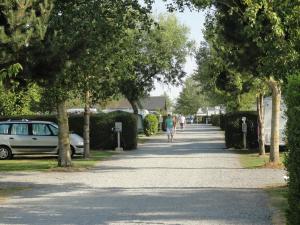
285,74,300,225
201,116,211,124
224,111,258,149
220,114,226,130
143,114,158,136
0,111,137,150
211,115,220,127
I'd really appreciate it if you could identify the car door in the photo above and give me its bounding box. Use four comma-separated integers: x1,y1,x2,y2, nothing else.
31,123,58,153
9,123,31,153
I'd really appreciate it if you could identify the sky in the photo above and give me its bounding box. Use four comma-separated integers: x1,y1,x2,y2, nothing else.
149,0,207,101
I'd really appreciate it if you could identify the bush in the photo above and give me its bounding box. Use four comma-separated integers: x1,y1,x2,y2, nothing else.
211,115,220,127
224,111,258,149
201,116,211,124
143,114,158,136
285,74,300,225
0,111,138,150
195,116,202,124
220,114,226,130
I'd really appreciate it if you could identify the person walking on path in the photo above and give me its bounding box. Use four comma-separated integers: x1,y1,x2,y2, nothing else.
165,114,174,142
179,114,186,130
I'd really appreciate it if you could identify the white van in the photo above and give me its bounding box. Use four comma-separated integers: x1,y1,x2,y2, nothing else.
0,120,84,159
264,97,286,146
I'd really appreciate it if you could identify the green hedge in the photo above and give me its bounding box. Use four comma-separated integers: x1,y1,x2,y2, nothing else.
201,116,211,124
143,114,158,136
220,114,226,130
285,74,300,225
211,115,220,127
0,111,137,150
224,111,258,149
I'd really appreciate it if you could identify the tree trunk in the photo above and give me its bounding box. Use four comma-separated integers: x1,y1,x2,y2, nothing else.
268,78,281,164
57,99,72,167
129,99,139,114
83,90,90,159
257,93,265,156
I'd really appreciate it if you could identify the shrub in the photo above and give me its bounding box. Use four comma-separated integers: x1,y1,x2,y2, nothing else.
220,114,226,130
143,114,158,136
224,111,258,149
201,116,211,124
285,74,300,225
195,116,202,124
0,111,138,150
211,115,220,127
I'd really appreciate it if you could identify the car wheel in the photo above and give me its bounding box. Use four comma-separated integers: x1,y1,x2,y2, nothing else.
0,146,12,160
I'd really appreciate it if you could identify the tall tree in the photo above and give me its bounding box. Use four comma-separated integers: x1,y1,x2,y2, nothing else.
115,15,193,113
175,77,212,115
30,0,153,165
175,0,299,164
0,0,52,72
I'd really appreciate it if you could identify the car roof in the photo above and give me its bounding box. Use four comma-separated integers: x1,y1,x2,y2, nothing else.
0,120,56,124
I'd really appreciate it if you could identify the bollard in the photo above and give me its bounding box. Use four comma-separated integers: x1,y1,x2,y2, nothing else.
115,122,123,152
242,117,247,150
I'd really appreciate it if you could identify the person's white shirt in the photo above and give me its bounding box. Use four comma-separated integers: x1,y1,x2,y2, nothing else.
179,115,185,124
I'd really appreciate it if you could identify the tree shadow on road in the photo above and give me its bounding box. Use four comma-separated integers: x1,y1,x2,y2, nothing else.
0,181,272,225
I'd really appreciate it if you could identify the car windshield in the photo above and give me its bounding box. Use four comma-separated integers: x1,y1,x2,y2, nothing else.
49,124,58,135
50,123,58,128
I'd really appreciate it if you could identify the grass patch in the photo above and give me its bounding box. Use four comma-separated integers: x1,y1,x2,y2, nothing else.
138,136,148,144
236,150,286,169
0,150,115,172
266,186,288,225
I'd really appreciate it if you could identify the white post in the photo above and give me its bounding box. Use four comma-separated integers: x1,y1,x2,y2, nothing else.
115,122,123,152
242,117,247,150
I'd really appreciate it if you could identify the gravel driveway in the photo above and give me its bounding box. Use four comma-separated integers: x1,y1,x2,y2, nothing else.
0,124,285,225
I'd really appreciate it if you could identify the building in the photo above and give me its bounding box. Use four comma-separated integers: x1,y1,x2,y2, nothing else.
103,96,168,113
196,106,225,117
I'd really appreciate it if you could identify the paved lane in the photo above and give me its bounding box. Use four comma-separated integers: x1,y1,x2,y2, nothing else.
0,124,285,225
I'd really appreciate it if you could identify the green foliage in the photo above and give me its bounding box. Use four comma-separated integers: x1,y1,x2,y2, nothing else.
143,114,158,136
115,14,193,109
211,115,220,127
0,0,53,69
224,111,258,149
285,73,300,225
0,82,42,116
193,43,253,112
0,111,138,150
175,77,212,115
219,114,226,130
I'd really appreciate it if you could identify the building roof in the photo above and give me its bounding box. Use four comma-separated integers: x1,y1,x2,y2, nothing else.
196,106,226,116
141,96,167,111
105,96,167,111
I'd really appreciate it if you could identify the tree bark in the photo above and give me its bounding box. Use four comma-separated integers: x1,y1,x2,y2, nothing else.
129,99,139,114
57,99,72,167
83,90,91,159
268,78,281,164
257,93,265,156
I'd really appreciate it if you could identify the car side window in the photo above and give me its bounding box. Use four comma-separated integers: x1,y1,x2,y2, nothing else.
0,124,10,134
32,124,52,136
48,125,58,136
11,124,29,135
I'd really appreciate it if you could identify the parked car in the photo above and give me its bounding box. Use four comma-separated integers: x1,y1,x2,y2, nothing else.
264,97,286,146
0,120,84,160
